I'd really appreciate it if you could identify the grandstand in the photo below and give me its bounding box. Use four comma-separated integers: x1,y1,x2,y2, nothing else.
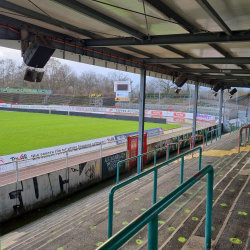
1,0,250,249
0,92,116,107
0,92,47,105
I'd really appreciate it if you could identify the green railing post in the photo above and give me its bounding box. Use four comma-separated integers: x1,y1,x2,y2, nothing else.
211,131,213,143
215,129,218,141
148,214,158,250
153,150,157,204
116,162,120,184
108,192,114,238
206,133,208,146
205,168,214,250
220,126,222,139
198,149,202,171
241,130,242,146
137,157,140,175
248,128,250,141
167,147,170,161
180,156,184,185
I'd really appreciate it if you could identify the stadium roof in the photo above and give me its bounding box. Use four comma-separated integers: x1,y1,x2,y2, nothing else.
0,0,250,88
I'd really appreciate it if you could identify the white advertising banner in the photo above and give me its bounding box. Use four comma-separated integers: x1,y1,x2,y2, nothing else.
0,104,216,121
0,135,116,173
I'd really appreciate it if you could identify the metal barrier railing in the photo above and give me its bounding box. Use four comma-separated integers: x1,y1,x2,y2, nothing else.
165,142,179,161
116,142,181,184
109,147,202,238
205,126,221,146
102,164,213,250
238,124,250,152
230,122,240,132
191,135,205,151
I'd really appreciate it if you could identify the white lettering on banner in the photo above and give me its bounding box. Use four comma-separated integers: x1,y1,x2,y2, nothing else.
0,136,116,173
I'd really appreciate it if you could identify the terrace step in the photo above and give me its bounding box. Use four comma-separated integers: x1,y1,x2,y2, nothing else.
159,151,250,250
1,132,242,250
125,150,248,250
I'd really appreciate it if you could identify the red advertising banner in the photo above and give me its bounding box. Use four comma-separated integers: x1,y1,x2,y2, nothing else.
174,117,186,123
127,133,147,171
151,110,163,115
11,102,18,107
167,108,174,111
174,112,186,118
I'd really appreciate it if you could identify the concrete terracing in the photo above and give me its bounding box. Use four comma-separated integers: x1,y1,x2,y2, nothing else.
1,131,250,250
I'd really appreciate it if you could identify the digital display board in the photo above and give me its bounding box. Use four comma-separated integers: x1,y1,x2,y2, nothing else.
117,84,128,91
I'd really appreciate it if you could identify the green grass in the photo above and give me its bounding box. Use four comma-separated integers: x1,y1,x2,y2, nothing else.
0,111,180,156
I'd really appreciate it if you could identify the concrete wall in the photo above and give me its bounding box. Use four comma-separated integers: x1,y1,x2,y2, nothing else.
0,159,101,222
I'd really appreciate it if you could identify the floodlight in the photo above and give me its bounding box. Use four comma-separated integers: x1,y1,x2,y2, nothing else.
213,92,218,97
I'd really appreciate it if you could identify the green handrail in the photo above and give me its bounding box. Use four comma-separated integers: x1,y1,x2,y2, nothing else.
116,145,175,184
230,122,239,133
99,165,214,250
108,147,202,238
205,126,221,146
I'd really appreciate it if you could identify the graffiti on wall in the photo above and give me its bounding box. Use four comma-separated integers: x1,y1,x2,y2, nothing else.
8,181,24,214
7,160,100,215
102,151,126,179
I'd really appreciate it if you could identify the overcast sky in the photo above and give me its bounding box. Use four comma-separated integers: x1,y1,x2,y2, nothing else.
0,46,141,86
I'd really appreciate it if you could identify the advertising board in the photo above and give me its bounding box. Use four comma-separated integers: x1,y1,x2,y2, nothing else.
0,104,217,122
114,127,163,145
0,135,116,173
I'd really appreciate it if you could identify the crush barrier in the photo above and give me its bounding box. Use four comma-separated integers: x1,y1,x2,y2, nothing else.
109,147,202,238
238,124,250,152
205,126,222,146
102,164,213,250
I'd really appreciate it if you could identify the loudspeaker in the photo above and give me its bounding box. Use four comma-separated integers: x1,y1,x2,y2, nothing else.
23,36,55,68
229,88,237,95
213,84,222,92
24,69,38,82
36,72,44,82
175,73,188,88
24,69,44,82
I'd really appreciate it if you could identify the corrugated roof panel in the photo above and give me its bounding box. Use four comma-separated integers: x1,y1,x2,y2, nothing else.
8,0,130,38
208,0,250,31
170,44,225,58
181,64,210,69
217,42,250,57
0,7,89,39
78,0,188,36
161,0,223,32
211,64,240,69
132,45,184,58
110,47,149,58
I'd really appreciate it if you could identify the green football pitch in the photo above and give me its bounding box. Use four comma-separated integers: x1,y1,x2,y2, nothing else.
0,111,180,156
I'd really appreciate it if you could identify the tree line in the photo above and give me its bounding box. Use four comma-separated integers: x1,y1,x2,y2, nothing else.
0,58,249,99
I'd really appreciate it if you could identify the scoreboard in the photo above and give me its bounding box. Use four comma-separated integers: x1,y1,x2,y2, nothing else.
114,81,131,101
